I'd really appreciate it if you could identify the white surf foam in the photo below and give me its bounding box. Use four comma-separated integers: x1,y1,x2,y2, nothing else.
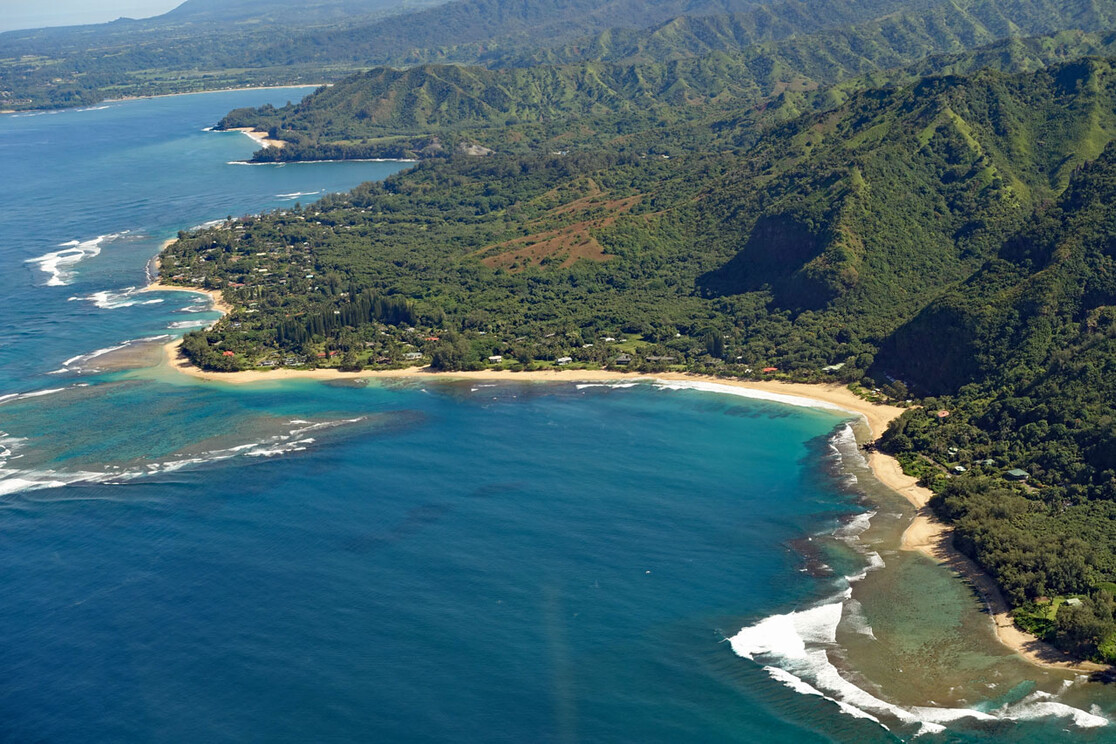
227,158,417,166
0,416,367,498
69,287,166,309
652,379,854,414
27,232,126,286
842,599,877,640
276,190,324,200
729,594,1109,736
576,382,639,390
835,510,876,540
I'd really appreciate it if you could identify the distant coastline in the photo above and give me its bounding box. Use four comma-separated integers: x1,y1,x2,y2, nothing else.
1,84,326,117
105,84,325,105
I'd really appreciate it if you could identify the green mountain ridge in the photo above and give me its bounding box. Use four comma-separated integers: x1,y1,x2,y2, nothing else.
488,0,1116,67
0,0,762,110
217,0,1116,163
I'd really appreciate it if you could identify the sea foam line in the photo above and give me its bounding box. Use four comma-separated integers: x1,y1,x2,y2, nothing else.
0,416,366,498
47,336,172,375
652,379,851,413
226,158,418,166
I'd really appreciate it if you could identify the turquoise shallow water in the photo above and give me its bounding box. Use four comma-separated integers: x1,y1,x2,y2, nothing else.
2,92,1116,742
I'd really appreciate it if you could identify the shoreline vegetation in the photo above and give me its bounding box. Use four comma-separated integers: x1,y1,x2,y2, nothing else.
144,274,1109,675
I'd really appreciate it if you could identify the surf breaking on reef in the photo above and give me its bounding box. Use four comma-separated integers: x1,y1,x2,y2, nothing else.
727,423,1109,738
0,414,367,498
26,232,128,287
575,383,1111,736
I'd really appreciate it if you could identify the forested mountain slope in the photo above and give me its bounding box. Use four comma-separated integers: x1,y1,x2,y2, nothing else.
216,0,1116,162
179,59,1116,383
0,0,761,110
703,58,1116,326
876,145,1116,656
6,0,1115,111
490,0,1116,67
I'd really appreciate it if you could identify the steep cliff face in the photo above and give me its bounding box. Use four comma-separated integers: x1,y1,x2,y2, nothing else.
697,213,830,308
879,139,1116,394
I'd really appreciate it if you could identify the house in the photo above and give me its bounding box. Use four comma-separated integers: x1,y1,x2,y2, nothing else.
556,356,573,365
615,353,632,365
1005,468,1030,482
488,355,503,363
403,352,423,361
762,366,778,373
222,351,235,357
952,465,967,475
978,458,996,467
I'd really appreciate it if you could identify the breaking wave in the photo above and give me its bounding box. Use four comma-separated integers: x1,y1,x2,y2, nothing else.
276,190,324,200
726,423,1109,738
69,286,165,309
729,591,1107,737
26,232,127,286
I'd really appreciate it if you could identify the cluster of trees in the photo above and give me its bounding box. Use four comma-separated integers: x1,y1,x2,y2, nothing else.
276,291,414,348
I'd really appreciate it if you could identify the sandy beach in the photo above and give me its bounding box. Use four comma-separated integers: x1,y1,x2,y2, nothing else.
141,280,233,318
227,126,287,149
143,276,1108,673
875,451,1108,672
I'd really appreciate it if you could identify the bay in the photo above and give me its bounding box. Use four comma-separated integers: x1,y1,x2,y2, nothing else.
2,89,1114,743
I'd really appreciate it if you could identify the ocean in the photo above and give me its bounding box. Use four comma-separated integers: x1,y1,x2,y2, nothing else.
1,90,1114,742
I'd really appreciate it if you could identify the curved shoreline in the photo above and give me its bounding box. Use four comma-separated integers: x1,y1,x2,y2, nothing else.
144,278,1107,673
875,452,1107,673
224,126,288,150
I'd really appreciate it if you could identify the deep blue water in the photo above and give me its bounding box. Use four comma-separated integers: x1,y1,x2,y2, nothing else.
1,91,1114,743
